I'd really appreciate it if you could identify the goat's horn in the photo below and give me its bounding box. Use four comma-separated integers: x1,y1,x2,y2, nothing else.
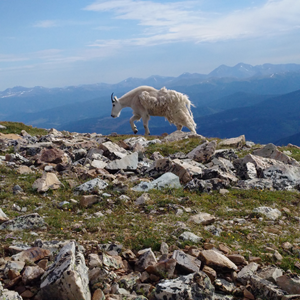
111,93,115,102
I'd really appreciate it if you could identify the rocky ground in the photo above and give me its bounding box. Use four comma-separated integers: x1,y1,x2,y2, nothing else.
1,123,300,300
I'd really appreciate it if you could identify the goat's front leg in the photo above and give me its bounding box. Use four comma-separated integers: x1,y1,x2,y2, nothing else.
130,114,140,134
142,114,150,136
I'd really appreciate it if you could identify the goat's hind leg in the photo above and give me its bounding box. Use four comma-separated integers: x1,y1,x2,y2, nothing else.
130,114,140,134
142,114,151,136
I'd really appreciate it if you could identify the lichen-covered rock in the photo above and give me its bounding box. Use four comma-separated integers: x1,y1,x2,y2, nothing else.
154,271,214,300
179,231,203,244
132,172,181,192
0,213,46,231
74,178,108,194
252,206,282,220
172,250,201,274
250,274,287,300
106,152,138,171
40,242,91,300
0,281,23,300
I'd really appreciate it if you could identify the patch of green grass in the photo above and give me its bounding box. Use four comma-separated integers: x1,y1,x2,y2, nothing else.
279,146,300,162
145,137,206,157
0,121,47,136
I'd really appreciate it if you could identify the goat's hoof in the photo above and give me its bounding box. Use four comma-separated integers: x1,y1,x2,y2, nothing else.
134,130,138,134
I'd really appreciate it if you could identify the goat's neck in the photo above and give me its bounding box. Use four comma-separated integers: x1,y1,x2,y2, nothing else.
119,95,132,108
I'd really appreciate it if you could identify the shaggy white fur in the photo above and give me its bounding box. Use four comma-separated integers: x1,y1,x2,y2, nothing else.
111,86,197,135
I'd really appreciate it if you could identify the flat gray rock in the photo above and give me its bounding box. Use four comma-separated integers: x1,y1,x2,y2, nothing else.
106,152,138,171
0,213,46,231
74,178,108,194
178,231,203,244
253,206,282,220
154,271,214,300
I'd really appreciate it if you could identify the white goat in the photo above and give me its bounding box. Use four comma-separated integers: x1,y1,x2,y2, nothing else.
110,86,197,135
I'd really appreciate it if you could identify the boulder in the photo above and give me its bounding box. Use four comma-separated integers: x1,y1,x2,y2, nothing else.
154,271,214,300
124,136,161,148
188,212,215,225
132,172,181,192
235,178,274,190
253,143,299,166
172,158,204,177
0,208,9,223
250,274,287,300
218,135,245,148
80,195,101,208
11,247,50,263
162,130,204,142
258,266,284,284
4,260,25,278
237,262,259,284
185,178,213,193
22,265,45,284
198,250,238,271
37,147,66,164
99,141,128,160
187,141,217,163
252,206,282,220
16,165,34,175
74,178,108,194
136,248,157,271
40,242,91,300
105,152,138,171
150,158,193,184
32,172,62,192
172,250,201,273
276,274,300,295
0,282,23,300
0,213,46,231
0,133,22,140
178,231,203,244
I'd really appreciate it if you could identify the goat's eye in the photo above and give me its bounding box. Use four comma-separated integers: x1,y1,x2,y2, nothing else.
113,104,115,107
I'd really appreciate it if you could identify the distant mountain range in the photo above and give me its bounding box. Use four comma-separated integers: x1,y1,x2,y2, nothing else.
1,63,300,146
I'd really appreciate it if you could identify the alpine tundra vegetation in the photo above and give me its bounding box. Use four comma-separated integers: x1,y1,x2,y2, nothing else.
0,122,300,299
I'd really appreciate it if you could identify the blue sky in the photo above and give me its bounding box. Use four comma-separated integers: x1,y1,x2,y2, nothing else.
1,0,300,90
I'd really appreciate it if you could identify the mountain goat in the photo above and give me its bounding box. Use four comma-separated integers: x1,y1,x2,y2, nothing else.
110,86,196,135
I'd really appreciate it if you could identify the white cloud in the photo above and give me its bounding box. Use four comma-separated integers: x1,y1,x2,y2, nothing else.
0,54,28,63
84,0,300,46
33,20,59,28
